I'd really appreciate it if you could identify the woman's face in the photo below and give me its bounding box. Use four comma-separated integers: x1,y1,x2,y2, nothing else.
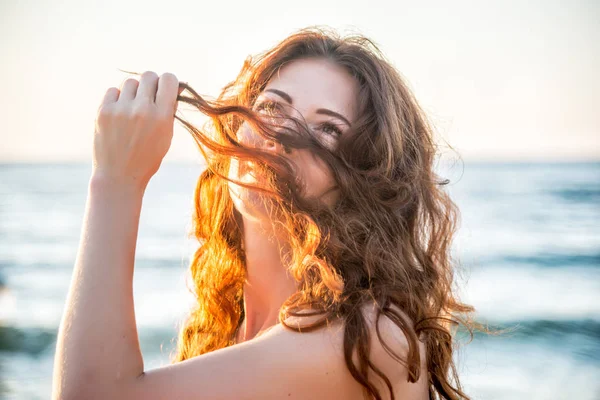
228,57,359,223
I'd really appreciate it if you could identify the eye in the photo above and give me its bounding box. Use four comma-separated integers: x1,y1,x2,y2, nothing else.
255,100,282,114
318,122,343,137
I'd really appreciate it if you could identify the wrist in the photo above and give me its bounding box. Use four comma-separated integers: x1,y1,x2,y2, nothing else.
89,172,148,197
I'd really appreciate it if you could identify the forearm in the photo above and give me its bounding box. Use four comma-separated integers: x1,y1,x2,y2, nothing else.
52,175,146,399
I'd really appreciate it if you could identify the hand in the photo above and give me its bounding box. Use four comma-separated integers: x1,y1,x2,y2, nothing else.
92,71,184,190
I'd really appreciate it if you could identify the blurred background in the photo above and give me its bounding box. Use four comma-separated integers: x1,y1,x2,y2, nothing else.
0,0,598,399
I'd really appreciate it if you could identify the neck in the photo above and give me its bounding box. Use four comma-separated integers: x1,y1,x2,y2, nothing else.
237,217,297,342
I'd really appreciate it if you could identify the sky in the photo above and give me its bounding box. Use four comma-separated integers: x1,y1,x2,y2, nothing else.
0,0,598,163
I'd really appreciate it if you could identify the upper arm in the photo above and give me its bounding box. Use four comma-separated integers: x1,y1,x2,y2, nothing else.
126,304,427,400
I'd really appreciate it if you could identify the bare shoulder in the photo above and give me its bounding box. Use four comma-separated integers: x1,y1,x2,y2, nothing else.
131,302,429,400
280,301,429,400
357,301,430,399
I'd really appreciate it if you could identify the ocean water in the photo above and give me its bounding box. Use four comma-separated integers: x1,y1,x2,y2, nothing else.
0,161,598,399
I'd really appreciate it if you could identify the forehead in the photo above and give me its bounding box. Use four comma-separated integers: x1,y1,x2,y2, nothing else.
263,58,359,122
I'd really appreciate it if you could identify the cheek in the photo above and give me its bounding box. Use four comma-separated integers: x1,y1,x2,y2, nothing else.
237,122,262,147
296,151,339,204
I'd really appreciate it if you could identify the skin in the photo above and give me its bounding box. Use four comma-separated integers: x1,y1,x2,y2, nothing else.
51,61,429,400
228,57,358,343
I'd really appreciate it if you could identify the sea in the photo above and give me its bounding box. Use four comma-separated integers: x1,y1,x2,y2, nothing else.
0,161,598,399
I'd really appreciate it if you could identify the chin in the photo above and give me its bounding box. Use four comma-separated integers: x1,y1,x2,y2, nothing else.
228,183,273,223
228,158,274,220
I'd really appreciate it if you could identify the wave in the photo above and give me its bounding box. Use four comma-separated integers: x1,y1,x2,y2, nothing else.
552,187,600,203
463,319,600,364
478,252,600,269
469,318,600,340
0,326,55,356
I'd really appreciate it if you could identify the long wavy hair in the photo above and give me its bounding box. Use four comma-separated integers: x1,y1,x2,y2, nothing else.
168,26,479,400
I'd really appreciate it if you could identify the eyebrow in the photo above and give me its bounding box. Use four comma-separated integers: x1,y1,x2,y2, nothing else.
264,88,352,127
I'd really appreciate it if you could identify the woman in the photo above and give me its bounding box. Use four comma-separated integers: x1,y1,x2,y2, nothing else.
52,27,476,400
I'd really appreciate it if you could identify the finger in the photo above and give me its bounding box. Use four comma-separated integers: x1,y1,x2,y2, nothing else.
156,73,178,111
119,78,139,102
101,87,120,107
136,71,159,102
